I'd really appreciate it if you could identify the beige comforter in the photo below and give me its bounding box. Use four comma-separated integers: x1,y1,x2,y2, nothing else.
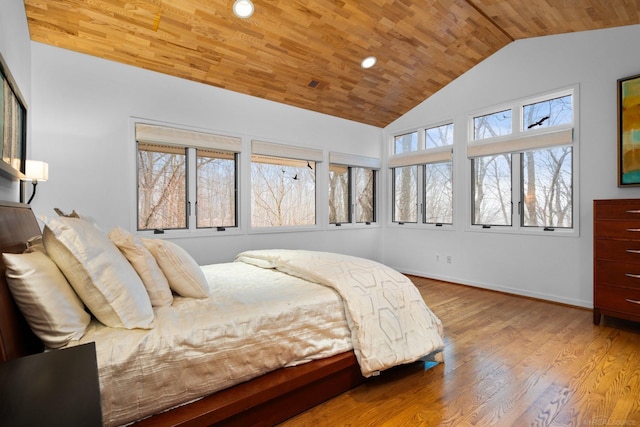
65,261,352,426
235,249,445,377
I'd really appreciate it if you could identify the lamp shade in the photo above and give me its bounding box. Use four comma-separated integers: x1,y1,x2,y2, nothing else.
25,160,49,182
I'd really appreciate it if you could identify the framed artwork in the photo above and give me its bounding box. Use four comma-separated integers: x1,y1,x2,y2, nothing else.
0,53,27,180
618,73,640,186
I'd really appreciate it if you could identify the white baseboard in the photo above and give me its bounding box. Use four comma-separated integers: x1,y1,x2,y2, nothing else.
395,267,592,309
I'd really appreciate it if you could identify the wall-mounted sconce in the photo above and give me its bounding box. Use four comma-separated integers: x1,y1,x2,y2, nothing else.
22,160,49,204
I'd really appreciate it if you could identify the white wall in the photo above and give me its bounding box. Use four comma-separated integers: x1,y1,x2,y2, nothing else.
383,25,640,307
29,43,383,264
0,0,32,201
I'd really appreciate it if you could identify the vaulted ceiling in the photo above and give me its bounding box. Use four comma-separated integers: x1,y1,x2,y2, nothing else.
23,0,640,127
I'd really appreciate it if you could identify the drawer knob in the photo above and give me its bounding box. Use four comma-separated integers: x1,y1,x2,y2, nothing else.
626,228,640,232
626,249,640,254
625,273,640,279
625,298,640,305
626,210,640,214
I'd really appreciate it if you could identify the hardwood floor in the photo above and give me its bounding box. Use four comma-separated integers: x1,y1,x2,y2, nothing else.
280,276,640,426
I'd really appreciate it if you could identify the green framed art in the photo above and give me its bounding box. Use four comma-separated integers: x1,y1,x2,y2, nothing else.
618,73,640,186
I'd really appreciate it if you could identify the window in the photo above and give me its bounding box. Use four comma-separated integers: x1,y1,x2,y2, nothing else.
468,88,576,231
394,131,418,154
424,162,453,224
328,152,379,225
426,123,454,149
521,147,572,227
472,154,512,226
474,109,512,140
196,149,237,228
251,140,321,228
393,165,418,223
354,167,376,223
523,95,572,131
135,123,240,231
138,143,187,230
390,123,453,225
329,164,349,224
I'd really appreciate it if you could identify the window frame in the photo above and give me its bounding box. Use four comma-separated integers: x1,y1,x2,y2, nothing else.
249,140,322,231
195,149,239,229
466,86,579,236
389,121,455,230
132,120,243,237
328,152,380,228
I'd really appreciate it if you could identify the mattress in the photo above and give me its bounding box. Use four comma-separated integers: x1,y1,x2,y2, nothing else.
64,261,353,427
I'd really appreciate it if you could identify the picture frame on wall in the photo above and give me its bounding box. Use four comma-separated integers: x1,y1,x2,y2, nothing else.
0,53,27,181
618,73,640,186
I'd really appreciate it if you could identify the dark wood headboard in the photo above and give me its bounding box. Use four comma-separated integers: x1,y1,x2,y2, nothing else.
0,201,44,361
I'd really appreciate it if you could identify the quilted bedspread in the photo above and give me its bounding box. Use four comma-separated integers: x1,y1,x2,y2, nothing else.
235,249,445,377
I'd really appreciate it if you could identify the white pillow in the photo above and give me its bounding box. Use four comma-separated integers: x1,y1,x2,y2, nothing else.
3,251,90,348
141,238,209,299
42,217,154,329
108,227,173,307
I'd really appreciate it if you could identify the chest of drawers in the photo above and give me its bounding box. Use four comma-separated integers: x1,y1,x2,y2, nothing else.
594,199,640,325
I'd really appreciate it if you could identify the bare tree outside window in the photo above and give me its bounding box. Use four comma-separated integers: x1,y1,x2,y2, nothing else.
424,123,454,224
471,93,574,228
472,154,512,226
394,131,418,154
329,164,349,223
196,149,236,228
521,95,573,228
474,110,512,140
251,155,316,227
426,123,453,149
522,147,572,228
393,165,417,222
137,143,187,230
424,162,453,224
523,95,572,131
354,168,375,223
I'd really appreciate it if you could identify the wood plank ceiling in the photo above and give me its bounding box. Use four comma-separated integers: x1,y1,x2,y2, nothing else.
23,0,640,127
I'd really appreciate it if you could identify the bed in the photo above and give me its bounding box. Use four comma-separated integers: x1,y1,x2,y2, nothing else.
0,201,444,426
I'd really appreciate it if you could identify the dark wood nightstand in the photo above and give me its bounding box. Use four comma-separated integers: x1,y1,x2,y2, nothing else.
0,342,102,426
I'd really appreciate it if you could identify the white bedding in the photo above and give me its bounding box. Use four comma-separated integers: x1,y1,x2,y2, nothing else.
64,261,352,427
236,250,445,377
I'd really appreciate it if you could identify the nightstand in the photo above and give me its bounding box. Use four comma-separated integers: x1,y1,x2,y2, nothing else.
0,342,102,426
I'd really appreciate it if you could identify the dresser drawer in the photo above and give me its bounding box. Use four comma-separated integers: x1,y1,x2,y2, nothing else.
594,200,640,220
595,239,640,263
594,221,640,239
595,284,640,315
594,259,640,288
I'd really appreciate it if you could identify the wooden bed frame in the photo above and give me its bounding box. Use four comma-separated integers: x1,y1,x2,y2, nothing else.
0,201,365,426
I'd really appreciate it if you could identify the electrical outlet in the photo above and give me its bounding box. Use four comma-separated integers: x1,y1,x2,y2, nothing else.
446,255,452,264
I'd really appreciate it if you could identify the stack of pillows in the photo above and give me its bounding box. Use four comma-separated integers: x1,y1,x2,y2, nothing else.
2,212,210,349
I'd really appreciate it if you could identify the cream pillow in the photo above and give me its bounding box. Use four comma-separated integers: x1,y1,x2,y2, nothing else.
141,238,209,299
42,217,154,329
3,251,90,348
108,227,173,307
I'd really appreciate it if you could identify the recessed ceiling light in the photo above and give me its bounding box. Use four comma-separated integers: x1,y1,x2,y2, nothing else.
361,56,377,69
233,0,254,18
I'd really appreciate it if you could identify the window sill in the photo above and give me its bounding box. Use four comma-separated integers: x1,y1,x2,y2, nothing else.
135,227,244,239
467,225,579,238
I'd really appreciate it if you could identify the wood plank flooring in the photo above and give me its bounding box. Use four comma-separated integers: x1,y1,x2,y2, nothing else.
280,276,640,426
